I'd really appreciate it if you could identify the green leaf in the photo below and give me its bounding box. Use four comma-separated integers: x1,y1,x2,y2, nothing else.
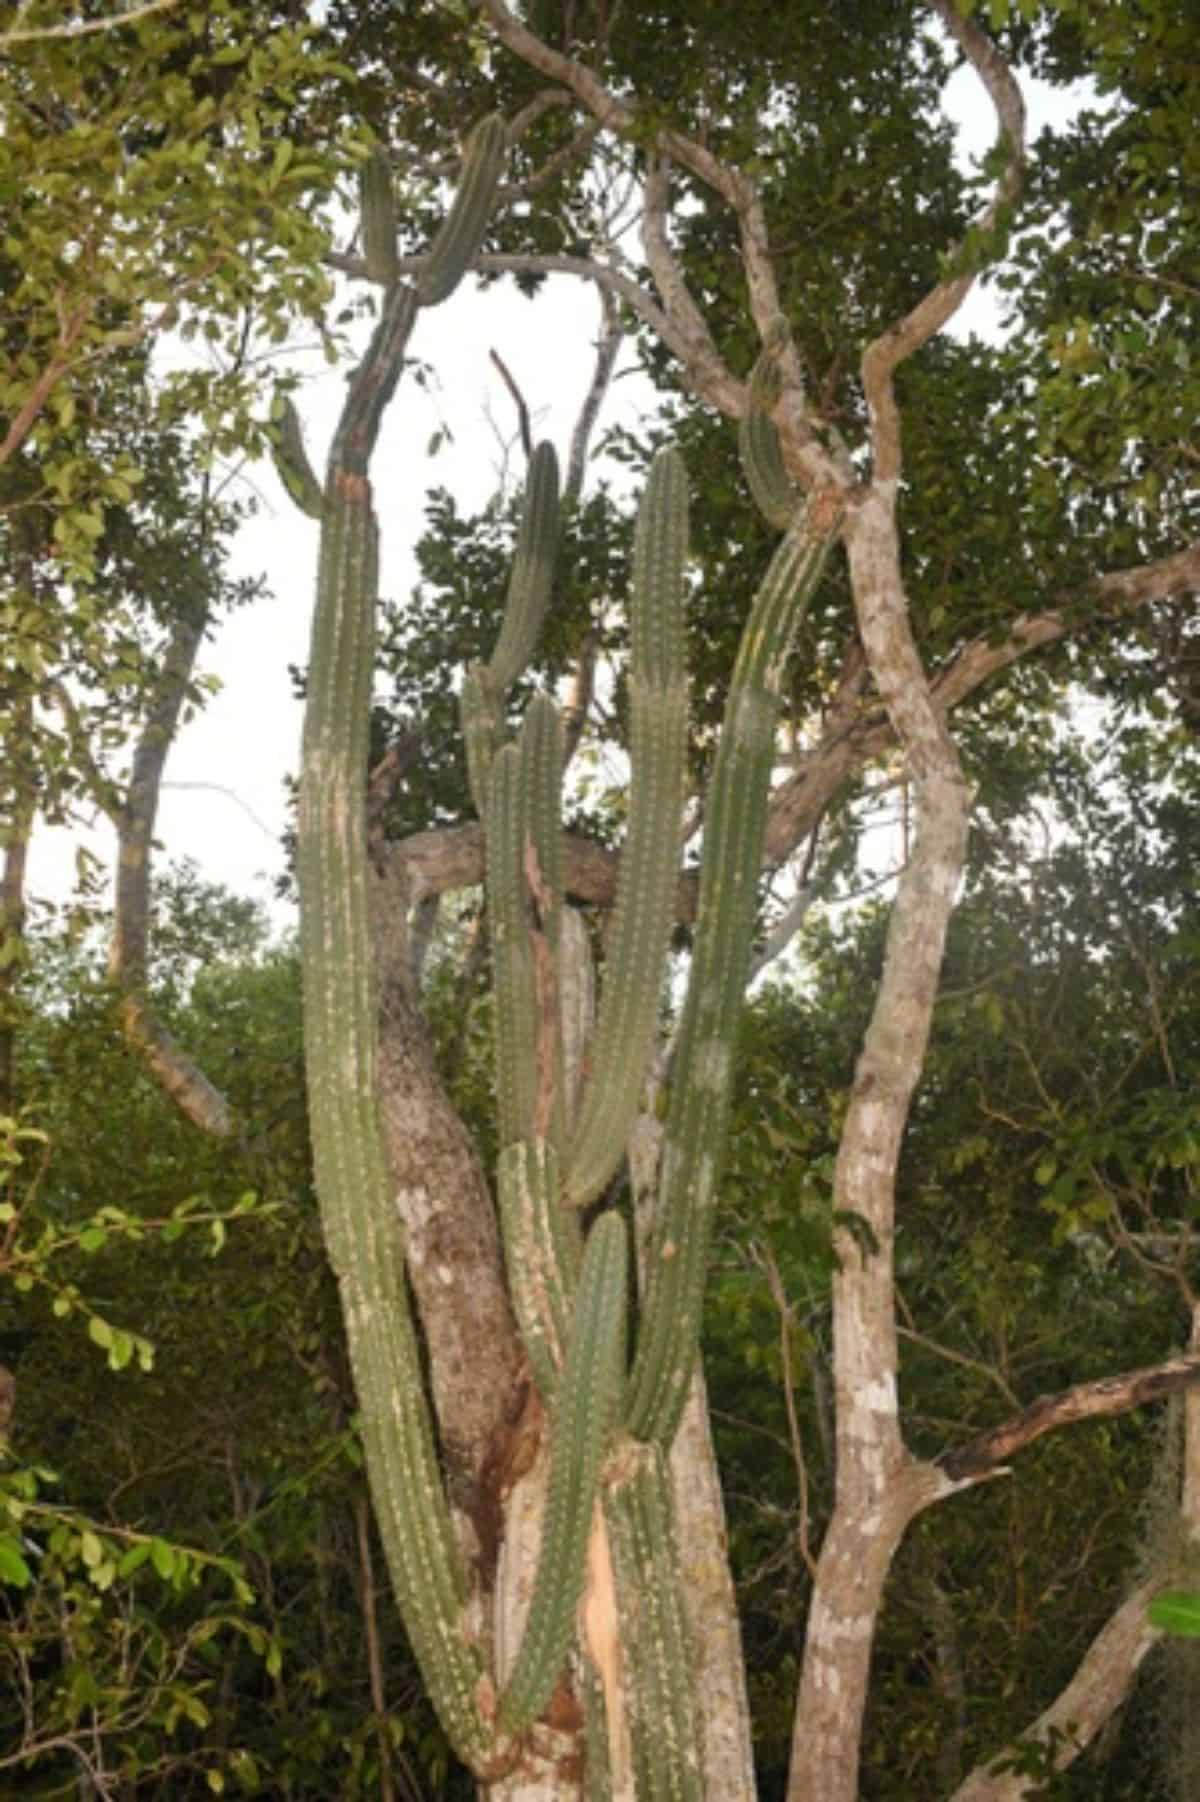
151,1537,176,1580
87,1314,114,1351
1149,1590,1200,1637
0,1533,32,1588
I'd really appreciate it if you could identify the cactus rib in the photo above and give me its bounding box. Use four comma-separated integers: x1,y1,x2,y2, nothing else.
565,447,689,1209
498,1211,629,1735
418,112,508,307
605,1446,703,1801
624,496,842,1447
486,744,540,1149
360,146,400,287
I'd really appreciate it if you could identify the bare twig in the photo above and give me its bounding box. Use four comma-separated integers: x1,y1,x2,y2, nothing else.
565,284,621,502
0,0,178,43
488,348,533,460
758,1245,818,1578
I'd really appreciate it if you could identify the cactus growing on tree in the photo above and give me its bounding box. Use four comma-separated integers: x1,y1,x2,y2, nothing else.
294,100,842,1793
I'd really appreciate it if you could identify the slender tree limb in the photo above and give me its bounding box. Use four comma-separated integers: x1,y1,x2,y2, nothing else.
479,0,788,344
107,599,233,1138
489,348,533,460
0,0,179,43
354,1491,396,1802
861,2,1025,481
933,538,1200,711
0,302,90,471
565,284,621,503
938,1354,1200,1482
640,155,736,415
948,1581,1161,1801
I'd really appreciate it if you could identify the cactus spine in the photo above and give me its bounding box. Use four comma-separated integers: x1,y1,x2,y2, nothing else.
498,1210,629,1735
418,113,508,307
624,496,842,1447
565,446,689,1209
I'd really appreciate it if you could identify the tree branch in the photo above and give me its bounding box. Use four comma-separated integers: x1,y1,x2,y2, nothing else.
938,1354,1200,1482
106,597,233,1136
948,1581,1161,1801
861,2,1026,481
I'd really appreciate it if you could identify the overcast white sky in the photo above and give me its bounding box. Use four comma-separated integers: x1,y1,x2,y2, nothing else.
25,61,1078,930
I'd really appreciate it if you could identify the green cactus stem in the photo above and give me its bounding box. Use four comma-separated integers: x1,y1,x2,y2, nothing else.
485,742,540,1150
360,145,400,286
605,1444,703,1801
624,494,843,1447
738,341,800,529
488,439,561,696
458,442,560,815
498,1210,629,1736
270,393,324,520
460,662,500,817
565,446,689,1209
298,116,514,1772
299,474,495,1767
418,112,508,307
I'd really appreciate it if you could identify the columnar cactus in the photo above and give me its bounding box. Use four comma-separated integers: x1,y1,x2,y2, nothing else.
296,117,513,1773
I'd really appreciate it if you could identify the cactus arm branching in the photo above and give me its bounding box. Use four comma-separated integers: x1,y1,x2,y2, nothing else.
624,498,843,1447
565,446,689,1209
604,1444,703,1802
270,394,325,520
360,146,400,286
498,1210,629,1735
418,112,508,307
332,281,420,476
